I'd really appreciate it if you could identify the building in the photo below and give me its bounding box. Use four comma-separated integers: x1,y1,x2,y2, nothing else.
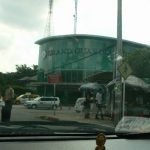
35,34,149,105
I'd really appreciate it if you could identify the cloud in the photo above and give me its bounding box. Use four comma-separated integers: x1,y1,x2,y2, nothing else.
0,28,39,72
0,0,48,72
0,0,48,31
0,23,41,72
0,36,13,51
0,24,15,51
0,0,150,73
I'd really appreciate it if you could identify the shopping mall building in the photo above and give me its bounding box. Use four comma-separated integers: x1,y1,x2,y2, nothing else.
34,34,148,105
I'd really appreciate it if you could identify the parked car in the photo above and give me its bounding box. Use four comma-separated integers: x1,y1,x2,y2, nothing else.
24,96,60,109
74,97,85,113
15,93,40,104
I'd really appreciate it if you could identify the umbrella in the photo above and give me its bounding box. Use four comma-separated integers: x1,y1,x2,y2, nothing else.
79,82,103,92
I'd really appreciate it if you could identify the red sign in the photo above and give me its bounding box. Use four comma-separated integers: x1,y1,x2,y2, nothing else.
48,74,62,83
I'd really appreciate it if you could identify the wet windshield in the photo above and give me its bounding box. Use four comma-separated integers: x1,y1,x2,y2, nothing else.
0,0,150,136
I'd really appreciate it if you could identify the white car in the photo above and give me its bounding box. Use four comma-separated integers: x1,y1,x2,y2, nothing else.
24,96,60,109
74,97,85,113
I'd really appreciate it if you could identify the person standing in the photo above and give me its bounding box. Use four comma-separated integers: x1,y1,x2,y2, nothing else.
2,85,14,122
95,89,104,120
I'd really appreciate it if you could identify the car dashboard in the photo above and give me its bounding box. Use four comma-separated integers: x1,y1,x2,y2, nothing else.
0,135,150,150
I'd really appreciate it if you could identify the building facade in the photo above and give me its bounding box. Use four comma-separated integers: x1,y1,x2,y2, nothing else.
35,34,148,105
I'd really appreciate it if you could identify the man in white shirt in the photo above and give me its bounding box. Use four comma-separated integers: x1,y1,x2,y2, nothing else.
95,89,104,120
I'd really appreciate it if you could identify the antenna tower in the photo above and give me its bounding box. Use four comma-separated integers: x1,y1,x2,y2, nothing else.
74,0,78,34
44,0,53,37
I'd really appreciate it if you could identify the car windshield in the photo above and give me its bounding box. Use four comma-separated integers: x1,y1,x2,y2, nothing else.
0,0,150,136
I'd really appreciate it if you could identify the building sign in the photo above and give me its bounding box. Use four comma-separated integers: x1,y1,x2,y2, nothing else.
48,74,62,83
44,47,112,57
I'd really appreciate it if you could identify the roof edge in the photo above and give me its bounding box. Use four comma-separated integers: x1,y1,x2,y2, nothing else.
35,34,150,48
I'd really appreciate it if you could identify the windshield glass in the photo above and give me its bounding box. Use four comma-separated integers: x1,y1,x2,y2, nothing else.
0,0,150,136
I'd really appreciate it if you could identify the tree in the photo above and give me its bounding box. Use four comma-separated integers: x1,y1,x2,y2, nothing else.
16,64,38,77
126,48,150,78
0,64,38,96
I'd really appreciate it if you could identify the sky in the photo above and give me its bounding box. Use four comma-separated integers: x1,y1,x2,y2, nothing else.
0,0,150,73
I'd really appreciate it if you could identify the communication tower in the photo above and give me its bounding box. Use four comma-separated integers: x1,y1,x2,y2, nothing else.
44,0,78,36
74,0,78,34
44,0,53,37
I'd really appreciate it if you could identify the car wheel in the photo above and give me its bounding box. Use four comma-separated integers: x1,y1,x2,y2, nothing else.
32,104,37,109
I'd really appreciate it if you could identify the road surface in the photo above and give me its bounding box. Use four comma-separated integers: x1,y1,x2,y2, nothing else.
0,105,114,130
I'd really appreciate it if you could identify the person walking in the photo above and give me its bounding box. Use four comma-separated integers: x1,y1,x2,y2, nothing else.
2,85,14,122
95,89,104,120
83,91,91,119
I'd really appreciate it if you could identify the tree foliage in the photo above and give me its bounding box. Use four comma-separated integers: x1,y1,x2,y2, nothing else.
0,64,38,96
126,48,150,78
16,64,38,77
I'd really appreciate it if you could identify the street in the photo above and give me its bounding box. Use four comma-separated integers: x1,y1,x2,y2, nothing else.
0,105,114,130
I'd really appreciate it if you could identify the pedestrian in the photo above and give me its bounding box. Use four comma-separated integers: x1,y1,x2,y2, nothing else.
1,85,14,122
95,89,104,120
83,91,91,119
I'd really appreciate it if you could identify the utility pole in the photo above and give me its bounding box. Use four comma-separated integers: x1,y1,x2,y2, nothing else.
114,0,123,124
117,0,122,59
